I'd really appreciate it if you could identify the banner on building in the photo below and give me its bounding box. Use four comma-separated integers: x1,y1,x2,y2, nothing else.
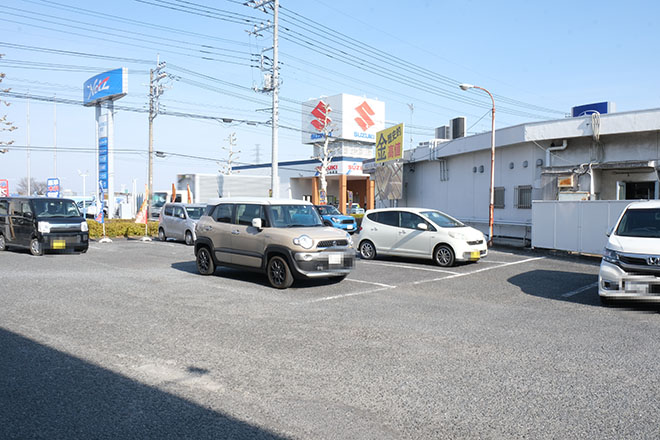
375,123,404,163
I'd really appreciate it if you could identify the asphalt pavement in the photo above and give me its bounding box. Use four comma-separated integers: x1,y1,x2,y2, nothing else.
1,239,659,439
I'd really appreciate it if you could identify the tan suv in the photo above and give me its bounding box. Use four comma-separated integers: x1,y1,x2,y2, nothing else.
194,197,355,288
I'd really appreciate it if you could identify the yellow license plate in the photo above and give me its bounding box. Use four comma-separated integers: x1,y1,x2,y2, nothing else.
52,240,66,249
469,251,480,260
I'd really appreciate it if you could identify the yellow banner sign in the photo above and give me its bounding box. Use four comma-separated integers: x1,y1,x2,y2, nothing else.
375,123,403,163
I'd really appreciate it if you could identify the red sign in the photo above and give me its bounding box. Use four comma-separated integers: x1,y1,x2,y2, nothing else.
0,179,8,197
354,101,375,131
310,101,331,131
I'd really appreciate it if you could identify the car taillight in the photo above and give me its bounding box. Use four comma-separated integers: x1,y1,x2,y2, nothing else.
357,226,362,233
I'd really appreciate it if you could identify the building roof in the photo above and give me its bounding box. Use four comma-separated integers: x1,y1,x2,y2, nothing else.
405,107,660,162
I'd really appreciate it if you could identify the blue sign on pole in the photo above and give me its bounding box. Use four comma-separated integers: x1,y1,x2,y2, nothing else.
83,68,127,106
99,136,109,190
46,178,60,198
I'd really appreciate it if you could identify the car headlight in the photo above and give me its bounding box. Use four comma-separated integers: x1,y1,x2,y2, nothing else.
293,234,314,249
345,232,354,247
603,248,620,264
448,230,467,240
331,217,339,223
80,221,89,232
38,221,51,233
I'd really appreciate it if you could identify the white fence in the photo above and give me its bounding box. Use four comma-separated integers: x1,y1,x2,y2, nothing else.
531,200,630,255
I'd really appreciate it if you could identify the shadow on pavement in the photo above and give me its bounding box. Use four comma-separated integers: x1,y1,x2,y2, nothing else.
508,269,660,312
171,261,346,289
0,327,288,440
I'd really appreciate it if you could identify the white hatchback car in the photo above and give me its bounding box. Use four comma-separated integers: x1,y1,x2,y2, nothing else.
599,200,660,303
357,207,488,267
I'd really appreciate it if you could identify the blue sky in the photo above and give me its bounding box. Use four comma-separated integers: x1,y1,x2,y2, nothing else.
1,0,658,195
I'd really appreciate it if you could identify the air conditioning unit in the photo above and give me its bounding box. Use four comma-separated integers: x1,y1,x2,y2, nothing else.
449,117,466,139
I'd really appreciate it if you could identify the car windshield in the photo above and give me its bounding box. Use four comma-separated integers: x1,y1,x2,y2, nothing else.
152,192,168,208
185,206,205,220
271,204,323,228
616,208,660,238
34,199,81,218
420,210,464,228
318,205,341,216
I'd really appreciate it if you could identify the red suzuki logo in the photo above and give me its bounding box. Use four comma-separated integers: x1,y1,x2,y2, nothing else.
354,101,375,131
310,101,331,131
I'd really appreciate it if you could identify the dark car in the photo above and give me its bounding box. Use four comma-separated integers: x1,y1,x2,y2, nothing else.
0,197,89,256
313,204,358,234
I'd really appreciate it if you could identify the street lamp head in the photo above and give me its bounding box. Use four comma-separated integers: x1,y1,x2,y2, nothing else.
459,83,474,91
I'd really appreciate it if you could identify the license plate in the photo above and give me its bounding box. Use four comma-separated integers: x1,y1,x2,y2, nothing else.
328,253,342,265
469,251,480,260
625,282,648,293
347,225,354,230
52,240,66,249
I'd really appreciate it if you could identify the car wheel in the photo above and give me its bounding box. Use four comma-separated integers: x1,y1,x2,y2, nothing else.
80,247,88,254
158,228,166,241
196,247,215,275
0,234,6,251
184,231,194,246
434,244,455,267
324,221,332,227
267,255,294,289
359,240,376,260
30,238,44,256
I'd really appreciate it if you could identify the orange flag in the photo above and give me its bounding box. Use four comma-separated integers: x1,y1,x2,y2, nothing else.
187,184,193,204
135,185,149,224
171,183,177,202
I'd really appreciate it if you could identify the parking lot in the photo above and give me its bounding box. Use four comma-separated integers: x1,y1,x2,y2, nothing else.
2,239,660,439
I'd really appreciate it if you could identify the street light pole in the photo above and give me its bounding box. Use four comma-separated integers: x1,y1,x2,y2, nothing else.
459,83,496,246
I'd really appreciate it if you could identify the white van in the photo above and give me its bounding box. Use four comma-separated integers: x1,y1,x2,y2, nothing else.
599,200,660,303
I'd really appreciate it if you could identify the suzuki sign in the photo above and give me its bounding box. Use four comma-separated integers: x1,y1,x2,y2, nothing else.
302,93,385,144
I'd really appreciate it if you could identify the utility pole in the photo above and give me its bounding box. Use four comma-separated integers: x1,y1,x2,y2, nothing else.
220,132,240,175
26,92,30,196
148,57,167,216
246,0,279,197
407,103,414,150
54,95,57,177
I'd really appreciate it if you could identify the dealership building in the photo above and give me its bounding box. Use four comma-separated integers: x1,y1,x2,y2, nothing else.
234,93,385,213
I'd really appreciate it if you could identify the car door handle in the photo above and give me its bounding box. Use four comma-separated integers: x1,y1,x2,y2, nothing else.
231,230,240,235
202,226,212,231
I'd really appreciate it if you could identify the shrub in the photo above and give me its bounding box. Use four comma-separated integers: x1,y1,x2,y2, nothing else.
87,219,158,239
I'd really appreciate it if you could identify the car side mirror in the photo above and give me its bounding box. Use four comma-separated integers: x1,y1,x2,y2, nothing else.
24,212,33,219
417,222,428,231
180,213,186,219
606,227,613,237
252,218,262,230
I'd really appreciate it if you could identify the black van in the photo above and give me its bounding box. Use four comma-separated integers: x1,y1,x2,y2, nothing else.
0,197,89,256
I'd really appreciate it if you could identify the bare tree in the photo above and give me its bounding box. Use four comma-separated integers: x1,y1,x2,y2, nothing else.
311,101,339,197
17,177,47,196
0,54,17,146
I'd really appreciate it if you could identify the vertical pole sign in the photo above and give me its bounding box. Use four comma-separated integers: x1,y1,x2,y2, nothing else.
0,179,8,197
46,178,60,198
84,68,127,220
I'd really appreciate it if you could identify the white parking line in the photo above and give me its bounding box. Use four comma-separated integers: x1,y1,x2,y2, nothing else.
344,278,396,288
303,286,394,304
561,282,598,298
412,257,545,285
361,260,458,275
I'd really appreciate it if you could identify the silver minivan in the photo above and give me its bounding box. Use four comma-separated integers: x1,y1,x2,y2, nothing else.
158,203,206,245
